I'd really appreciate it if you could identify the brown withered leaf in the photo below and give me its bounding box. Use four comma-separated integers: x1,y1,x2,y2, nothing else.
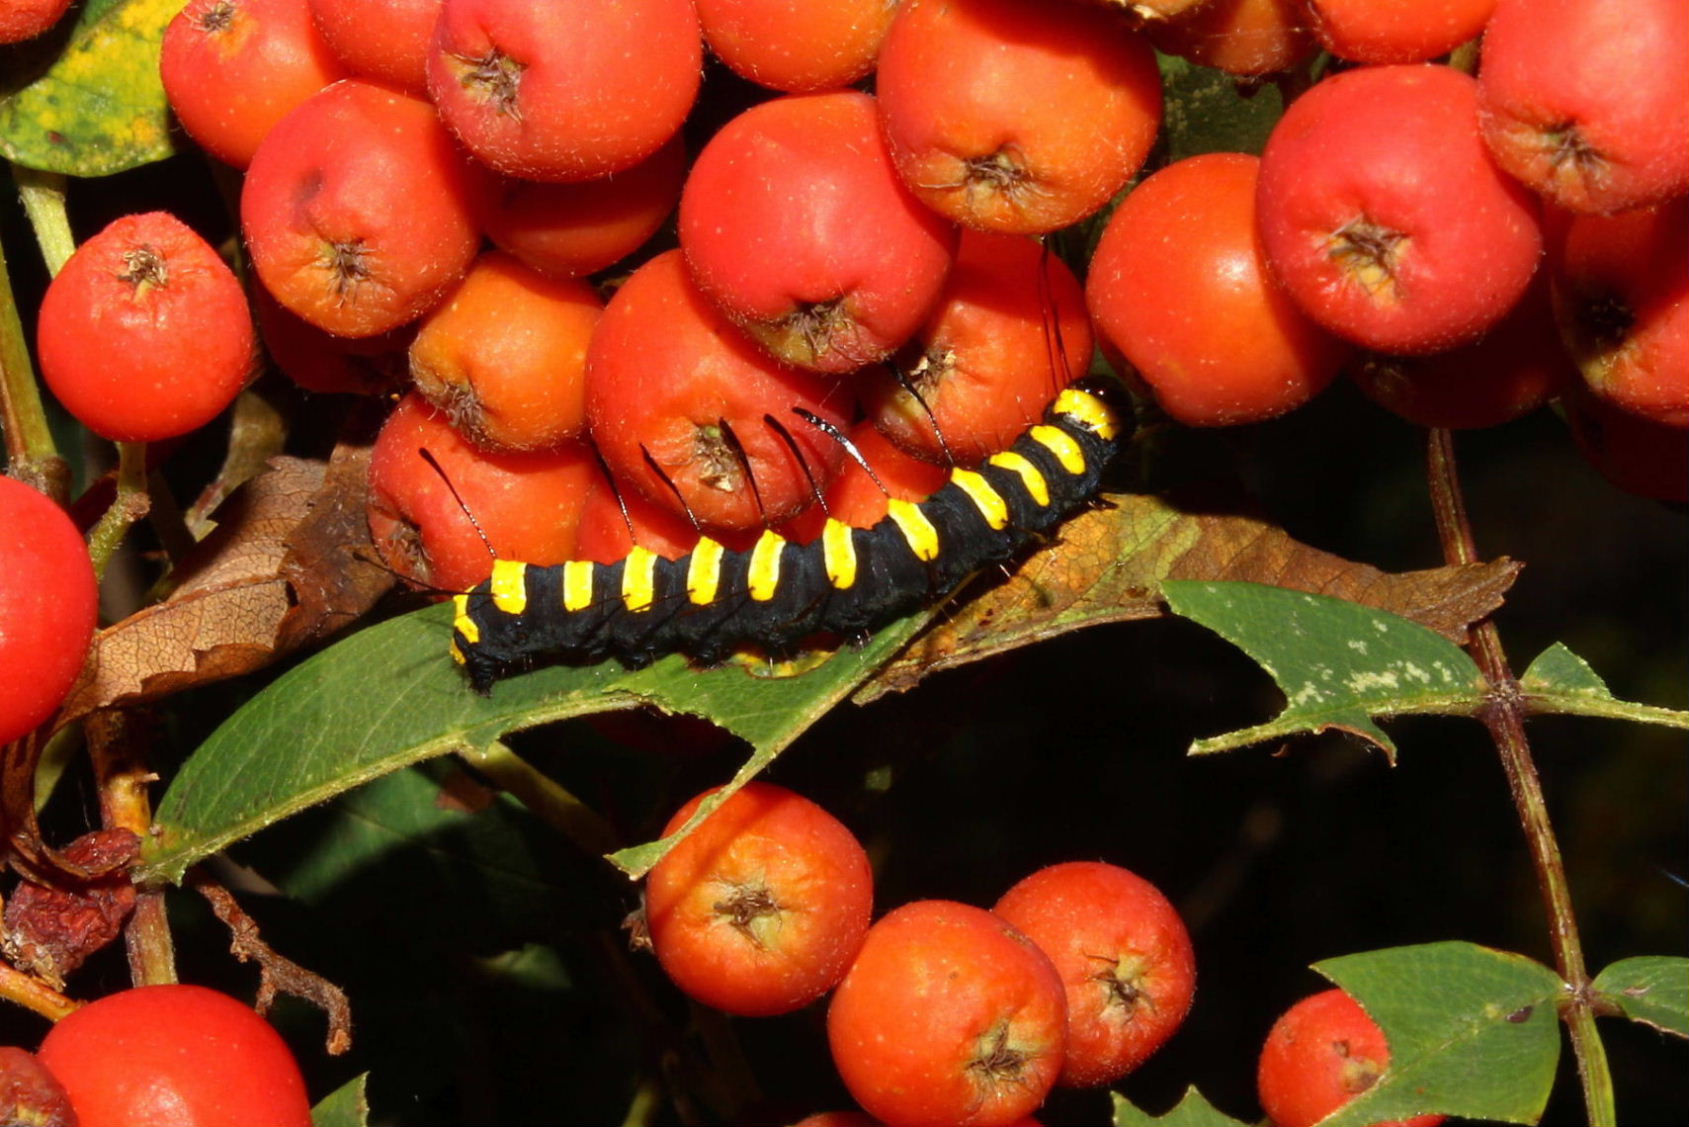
59,444,391,722
855,489,1521,704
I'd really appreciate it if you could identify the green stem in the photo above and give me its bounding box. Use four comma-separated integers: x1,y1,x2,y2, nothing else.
1426,428,1615,1126
457,740,620,856
85,442,151,582
13,166,76,276
0,201,63,494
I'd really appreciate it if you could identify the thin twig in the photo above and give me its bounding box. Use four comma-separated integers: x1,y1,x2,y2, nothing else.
190,870,354,1055
0,955,79,1022
1425,427,1614,1127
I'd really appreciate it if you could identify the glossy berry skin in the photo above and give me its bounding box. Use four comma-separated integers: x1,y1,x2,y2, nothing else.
36,984,312,1127
426,0,701,182
994,861,1196,1087
0,0,72,43
876,0,1162,235
1258,988,1445,1127
1089,152,1346,426
860,229,1093,463
696,0,897,93
242,80,491,338
367,393,600,590
1257,65,1542,356
645,782,874,1017
0,477,97,748
1478,0,1689,215
308,0,440,93
1305,0,1495,65
584,250,851,533
827,899,1067,1127
161,0,347,169
38,211,255,442
679,90,958,374
1350,270,1572,429
1548,198,1689,428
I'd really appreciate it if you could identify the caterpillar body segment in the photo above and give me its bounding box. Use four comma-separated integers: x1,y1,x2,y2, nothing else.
452,382,1123,692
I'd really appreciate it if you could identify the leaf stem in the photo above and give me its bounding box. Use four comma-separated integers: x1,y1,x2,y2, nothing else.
1426,428,1615,1126
85,711,177,987
85,441,151,582
14,166,76,276
457,740,620,856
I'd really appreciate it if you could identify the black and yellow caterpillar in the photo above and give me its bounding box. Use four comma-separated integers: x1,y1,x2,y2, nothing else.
450,382,1124,692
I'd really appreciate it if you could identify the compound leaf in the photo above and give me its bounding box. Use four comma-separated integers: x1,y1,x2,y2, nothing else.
1163,581,1485,759
1111,1087,1250,1127
310,1074,369,1127
1316,941,1565,1127
142,602,924,885
1592,956,1689,1039
0,0,177,176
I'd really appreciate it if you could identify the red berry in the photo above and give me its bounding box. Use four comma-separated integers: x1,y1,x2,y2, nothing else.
645,782,874,1017
0,0,72,43
408,250,603,451
827,899,1067,1127
161,0,347,169
426,0,701,182
860,229,1093,462
1089,152,1347,426
1305,0,1495,65
36,985,313,1127
1478,0,1689,215
1257,64,1542,356
679,89,958,374
1548,197,1689,428
242,80,491,337
38,211,255,443
876,0,1162,235
994,861,1196,1087
0,477,96,746
584,249,850,534
1258,988,1445,1127
366,393,599,590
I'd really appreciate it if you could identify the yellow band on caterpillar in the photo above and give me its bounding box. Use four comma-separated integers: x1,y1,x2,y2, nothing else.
452,593,480,644
887,498,940,561
950,469,1009,530
621,545,658,612
1053,387,1119,441
747,529,786,602
562,559,595,612
490,559,528,615
987,451,1050,507
1030,424,1086,475
822,518,858,590
688,537,725,605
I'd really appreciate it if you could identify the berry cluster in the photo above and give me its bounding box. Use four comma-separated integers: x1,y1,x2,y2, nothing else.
641,782,1196,1126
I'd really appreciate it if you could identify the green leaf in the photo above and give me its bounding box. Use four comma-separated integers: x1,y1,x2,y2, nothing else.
1111,1087,1250,1127
1158,53,1286,160
1592,956,1689,1039
1315,941,1565,1127
1520,642,1689,729
310,1074,369,1127
141,602,924,885
0,0,178,176
1162,581,1485,759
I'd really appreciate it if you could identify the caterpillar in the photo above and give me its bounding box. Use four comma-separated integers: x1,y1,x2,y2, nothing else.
449,381,1125,693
